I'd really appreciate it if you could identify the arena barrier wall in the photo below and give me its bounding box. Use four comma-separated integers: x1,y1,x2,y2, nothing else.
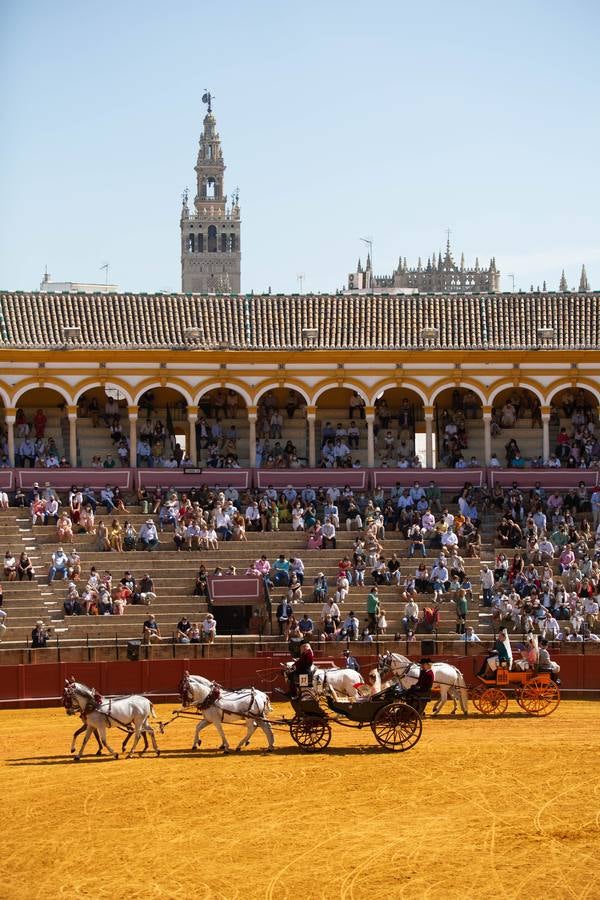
16,468,135,491
254,469,368,491
4,467,600,495
137,469,251,491
372,469,484,490
488,470,599,490
1,652,599,708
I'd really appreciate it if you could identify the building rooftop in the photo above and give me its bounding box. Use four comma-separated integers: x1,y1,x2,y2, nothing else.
0,290,598,352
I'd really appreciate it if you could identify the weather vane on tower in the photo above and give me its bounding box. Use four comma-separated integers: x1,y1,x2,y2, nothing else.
201,90,213,113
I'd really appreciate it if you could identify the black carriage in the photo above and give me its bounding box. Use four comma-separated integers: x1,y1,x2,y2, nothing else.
287,683,423,752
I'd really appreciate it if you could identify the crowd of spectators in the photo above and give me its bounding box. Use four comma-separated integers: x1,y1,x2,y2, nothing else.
4,468,600,650
485,480,600,641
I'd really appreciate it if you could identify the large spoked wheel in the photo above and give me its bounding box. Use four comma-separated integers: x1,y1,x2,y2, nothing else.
518,678,560,717
477,687,508,717
289,716,332,751
370,702,422,752
470,684,488,713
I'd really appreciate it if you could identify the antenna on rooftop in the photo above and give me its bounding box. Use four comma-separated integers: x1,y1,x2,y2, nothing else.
100,262,110,286
297,273,305,294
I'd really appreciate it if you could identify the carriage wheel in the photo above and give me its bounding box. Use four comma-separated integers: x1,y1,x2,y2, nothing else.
518,678,560,717
289,717,332,751
370,702,422,752
477,687,508,717
470,684,487,713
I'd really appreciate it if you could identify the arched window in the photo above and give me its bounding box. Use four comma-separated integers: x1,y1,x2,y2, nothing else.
197,233,204,253
206,178,215,199
208,225,217,253
206,144,213,160
221,233,227,252
230,233,236,252
187,233,195,253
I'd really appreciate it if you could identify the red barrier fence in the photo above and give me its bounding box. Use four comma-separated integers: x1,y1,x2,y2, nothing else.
1,652,599,708
3,466,599,494
137,469,251,491
254,469,368,490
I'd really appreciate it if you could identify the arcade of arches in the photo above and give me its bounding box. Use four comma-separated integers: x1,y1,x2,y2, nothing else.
0,367,598,470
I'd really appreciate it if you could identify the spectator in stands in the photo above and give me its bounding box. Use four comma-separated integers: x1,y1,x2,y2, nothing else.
31,619,50,648
3,551,17,581
298,613,313,638
402,598,419,637
17,551,34,581
306,521,324,550
276,598,293,637
101,485,116,513
464,625,481,642
139,519,159,551
321,517,337,549
367,587,379,632
48,547,69,583
341,610,359,641
143,614,163,643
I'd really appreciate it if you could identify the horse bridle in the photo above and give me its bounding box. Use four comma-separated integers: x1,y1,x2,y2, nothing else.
179,674,222,710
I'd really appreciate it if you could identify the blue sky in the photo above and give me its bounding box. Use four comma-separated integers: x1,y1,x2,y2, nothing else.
1,0,598,294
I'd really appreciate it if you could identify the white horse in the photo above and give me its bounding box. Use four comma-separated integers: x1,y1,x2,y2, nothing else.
378,652,469,715
282,663,365,699
62,679,161,760
179,672,275,752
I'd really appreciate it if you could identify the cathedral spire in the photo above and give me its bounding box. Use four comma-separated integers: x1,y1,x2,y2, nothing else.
559,269,568,291
579,264,590,292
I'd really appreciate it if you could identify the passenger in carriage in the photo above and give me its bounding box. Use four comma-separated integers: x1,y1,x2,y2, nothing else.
403,658,434,716
478,629,513,678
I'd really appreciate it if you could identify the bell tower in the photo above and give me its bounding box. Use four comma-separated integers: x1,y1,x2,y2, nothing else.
181,93,241,293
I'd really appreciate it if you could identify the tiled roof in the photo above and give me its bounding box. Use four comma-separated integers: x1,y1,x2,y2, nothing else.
0,291,599,351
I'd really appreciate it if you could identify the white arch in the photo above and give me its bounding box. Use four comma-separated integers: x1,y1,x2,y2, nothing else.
194,382,252,407
253,382,310,405
488,381,545,406
12,381,73,406
312,382,370,405
133,382,194,405
369,381,428,406
429,381,487,405
546,381,600,406
73,381,134,406
0,383,12,407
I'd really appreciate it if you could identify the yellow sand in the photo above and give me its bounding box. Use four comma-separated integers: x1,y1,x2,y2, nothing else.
2,700,599,900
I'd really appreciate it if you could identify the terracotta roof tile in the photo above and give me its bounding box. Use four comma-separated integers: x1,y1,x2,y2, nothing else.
0,291,598,351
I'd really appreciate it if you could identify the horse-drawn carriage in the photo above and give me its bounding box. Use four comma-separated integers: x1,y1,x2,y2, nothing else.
286,676,423,752
470,667,560,717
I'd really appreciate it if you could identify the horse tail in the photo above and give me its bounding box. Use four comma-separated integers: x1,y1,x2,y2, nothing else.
453,669,469,714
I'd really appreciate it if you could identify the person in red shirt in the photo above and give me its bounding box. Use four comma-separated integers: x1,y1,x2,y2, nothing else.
286,642,315,697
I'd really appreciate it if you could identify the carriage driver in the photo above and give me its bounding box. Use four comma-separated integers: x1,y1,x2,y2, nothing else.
288,642,315,697
403,658,434,716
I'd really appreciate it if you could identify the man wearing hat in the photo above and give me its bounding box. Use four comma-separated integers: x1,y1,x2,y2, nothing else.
139,519,159,551
404,658,435,715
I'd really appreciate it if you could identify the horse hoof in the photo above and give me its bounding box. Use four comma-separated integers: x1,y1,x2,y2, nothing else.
156,750,161,757
267,746,274,753
114,754,120,760
73,757,81,763
235,747,242,753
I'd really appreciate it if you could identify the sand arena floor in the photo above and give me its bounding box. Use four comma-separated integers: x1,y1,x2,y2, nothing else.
1,700,599,900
